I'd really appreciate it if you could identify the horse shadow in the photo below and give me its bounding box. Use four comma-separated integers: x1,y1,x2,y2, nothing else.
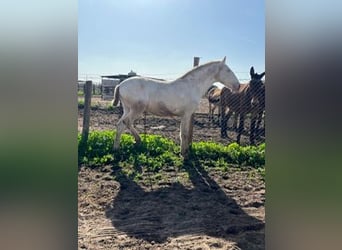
105,157,264,249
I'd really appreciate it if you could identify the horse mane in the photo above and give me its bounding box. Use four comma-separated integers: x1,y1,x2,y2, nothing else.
178,61,219,80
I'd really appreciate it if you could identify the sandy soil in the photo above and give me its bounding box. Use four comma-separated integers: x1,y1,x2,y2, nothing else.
78,164,265,250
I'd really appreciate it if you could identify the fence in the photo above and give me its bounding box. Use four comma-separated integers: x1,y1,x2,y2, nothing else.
78,81,102,96
78,79,265,148
79,59,264,146
79,81,92,157
101,78,120,100
77,79,125,99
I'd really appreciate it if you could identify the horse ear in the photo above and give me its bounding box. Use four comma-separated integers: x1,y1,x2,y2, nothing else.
250,67,255,76
222,56,226,64
260,72,265,79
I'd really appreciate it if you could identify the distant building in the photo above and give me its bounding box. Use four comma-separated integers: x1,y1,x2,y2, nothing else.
101,70,138,100
127,70,137,77
77,80,86,93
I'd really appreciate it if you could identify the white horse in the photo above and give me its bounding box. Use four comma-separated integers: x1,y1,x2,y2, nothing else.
112,57,240,158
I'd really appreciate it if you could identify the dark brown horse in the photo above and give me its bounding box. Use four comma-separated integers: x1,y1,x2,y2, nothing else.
220,67,265,144
250,81,265,142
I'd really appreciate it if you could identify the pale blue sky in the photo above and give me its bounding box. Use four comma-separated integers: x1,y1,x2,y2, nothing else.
79,0,264,82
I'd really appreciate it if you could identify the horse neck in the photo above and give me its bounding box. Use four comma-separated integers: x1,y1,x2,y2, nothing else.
237,83,254,106
182,63,219,96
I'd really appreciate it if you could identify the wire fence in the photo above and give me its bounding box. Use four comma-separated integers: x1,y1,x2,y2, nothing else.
78,72,251,84
78,78,265,146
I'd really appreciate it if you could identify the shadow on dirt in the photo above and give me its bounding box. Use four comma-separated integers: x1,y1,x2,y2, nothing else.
105,156,264,249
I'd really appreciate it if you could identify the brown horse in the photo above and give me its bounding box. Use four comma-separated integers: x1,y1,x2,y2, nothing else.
220,67,265,144
206,85,221,122
206,85,238,126
250,81,265,141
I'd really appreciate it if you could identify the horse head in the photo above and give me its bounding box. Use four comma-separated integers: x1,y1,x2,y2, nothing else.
249,67,265,107
214,57,240,92
250,66,265,81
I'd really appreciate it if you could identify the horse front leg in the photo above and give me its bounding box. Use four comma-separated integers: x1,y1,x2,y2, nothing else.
221,107,230,138
256,110,264,138
188,113,194,146
250,112,257,145
180,114,193,159
237,113,245,144
233,113,239,131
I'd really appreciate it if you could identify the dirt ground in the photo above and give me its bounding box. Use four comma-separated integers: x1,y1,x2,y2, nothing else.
77,97,265,146
78,98,265,250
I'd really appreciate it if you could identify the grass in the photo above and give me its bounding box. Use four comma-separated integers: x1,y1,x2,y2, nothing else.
78,130,265,186
78,130,265,168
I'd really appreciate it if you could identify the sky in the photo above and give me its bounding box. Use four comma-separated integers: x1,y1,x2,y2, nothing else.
78,0,265,83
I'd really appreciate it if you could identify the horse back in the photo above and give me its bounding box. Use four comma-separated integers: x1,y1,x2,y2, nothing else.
220,84,252,113
119,77,163,99
117,76,194,116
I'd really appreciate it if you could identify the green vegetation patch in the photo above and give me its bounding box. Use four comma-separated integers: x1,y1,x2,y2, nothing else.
78,130,265,170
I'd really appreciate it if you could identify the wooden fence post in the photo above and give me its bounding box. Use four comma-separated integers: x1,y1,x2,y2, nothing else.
80,81,92,157
193,56,200,67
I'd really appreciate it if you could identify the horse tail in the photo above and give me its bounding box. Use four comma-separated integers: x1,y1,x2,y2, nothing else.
112,85,120,106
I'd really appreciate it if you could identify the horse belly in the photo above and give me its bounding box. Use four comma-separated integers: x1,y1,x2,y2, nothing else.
147,100,182,117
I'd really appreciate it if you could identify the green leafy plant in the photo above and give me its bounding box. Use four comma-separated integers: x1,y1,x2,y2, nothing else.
78,131,265,169
78,99,84,108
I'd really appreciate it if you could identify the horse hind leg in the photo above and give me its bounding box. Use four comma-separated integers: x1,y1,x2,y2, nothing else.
113,107,143,150
221,108,231,138
127,122,141,146
113,104,132,149
113,114,128,150
208,103,212,122
217,104,222,125
211,105,215,123
213,105,220,125
250,113,257,145
125,107,144,146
